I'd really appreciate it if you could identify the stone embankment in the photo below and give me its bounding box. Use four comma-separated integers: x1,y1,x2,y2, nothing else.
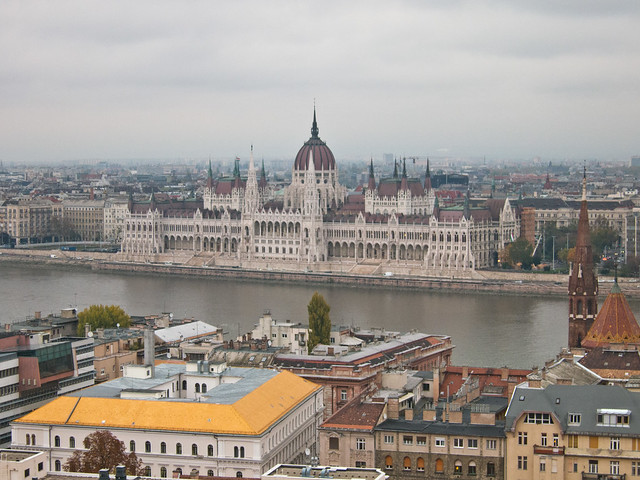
2,248,638,298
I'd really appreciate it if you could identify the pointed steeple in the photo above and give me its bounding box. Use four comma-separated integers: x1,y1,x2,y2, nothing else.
368,158,376,191
393,159,398,179
400,158,408,191
259,158,268,189
207,158,214,189
150,190,156,211
311,105,319,139
568,164,598,349
424,158,432,191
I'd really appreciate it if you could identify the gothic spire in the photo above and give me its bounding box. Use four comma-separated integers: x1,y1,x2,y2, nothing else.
424,157,432,191
393,159,398,179
368,158,376,191
311,105,319,139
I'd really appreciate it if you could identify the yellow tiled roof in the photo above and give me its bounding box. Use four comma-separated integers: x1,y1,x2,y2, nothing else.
15,370,320,435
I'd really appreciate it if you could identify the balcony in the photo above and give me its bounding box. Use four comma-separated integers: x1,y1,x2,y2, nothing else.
582,474,626,480
534,445,565,455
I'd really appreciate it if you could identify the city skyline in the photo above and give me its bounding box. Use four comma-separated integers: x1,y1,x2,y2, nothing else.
1,1,640,163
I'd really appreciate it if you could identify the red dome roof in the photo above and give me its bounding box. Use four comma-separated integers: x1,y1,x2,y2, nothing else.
294,109,336,171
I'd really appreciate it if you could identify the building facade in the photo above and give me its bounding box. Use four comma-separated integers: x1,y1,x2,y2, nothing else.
120,110,519,277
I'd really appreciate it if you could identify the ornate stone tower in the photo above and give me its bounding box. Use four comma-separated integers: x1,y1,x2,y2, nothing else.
568,167,598,348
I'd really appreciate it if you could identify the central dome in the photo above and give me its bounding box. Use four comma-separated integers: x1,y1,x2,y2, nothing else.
293,109,336,171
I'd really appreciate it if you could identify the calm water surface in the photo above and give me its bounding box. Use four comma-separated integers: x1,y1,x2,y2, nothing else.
3,264,632,369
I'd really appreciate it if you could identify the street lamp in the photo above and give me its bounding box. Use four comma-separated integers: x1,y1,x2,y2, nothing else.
552,236,556,270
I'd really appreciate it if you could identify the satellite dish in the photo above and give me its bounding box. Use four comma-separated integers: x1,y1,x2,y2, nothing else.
305,448,310,456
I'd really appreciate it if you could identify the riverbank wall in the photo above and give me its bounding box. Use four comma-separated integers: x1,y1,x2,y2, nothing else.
2,248,638,298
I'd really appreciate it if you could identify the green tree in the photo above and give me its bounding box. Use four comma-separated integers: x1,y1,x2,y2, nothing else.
307,292,331,354
505,237,535,270
591,225,619,259
77,305,131,335
64,430,142,474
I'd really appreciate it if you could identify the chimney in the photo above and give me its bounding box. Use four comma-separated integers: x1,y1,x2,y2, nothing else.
143,328,155,377
448,409,463,424
99,469,110,480
462,366,469,379
501,367,509,381
387,396,399,420
405,409,413,421
34,311,41,319
85,324,91,338
115,465,126,480
423,409,436,421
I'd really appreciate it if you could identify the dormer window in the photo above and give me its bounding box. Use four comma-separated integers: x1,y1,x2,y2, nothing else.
597,409,630,427
568,413,581,425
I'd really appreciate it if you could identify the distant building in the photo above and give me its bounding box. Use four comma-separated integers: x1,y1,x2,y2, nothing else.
263,464,387,480
0,449,47,480
2,197,62,245
62,198,105,241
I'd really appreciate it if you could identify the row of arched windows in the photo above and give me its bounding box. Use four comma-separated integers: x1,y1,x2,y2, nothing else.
53,436,74,448
385,456,494,475
129,440,215,456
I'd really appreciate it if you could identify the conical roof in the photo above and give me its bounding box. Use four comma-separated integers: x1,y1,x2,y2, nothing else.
582,282,640,349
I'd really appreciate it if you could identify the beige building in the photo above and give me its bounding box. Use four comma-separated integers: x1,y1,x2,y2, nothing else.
93,335,141,383
0,449,47,480
2,197,63,244
505,383,640,479
103,195,130,243
63,199,105,241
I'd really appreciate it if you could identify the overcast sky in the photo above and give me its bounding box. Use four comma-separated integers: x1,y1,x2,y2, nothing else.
1,1,639,164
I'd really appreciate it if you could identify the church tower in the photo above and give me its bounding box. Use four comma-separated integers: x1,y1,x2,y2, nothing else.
568,167,598,348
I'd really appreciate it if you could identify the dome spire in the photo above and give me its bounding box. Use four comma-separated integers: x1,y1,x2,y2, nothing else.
311,104,319,139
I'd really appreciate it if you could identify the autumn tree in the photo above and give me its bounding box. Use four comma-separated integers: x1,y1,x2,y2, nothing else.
64,430,142,475
77,305,131,335
307,292,331,354
503,237,535,270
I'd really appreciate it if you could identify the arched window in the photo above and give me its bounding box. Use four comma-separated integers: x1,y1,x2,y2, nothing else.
69,437,75,448
176,443,182,454
236,472,243,478
468,461,476,475
182,380,187,390
144,466,151,476
234,446,239,457
435,459,444,473
160,467,167,478
208,444,214,456
31,434,35,445
161,442,166,453
403,457,411,471
454,460,463,474
192,444,198,455
26,434,30,445
202,383,207,393
175,468,182,476
385,456,393,470
208,470,214,477
240,446,245,458
417,457,425,472
195,383,200,393
130,440,135,452
55,460,61,471
54,436,60,447
145,441,151,453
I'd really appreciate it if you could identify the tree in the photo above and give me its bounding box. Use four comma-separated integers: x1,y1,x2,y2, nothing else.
504,237,535,270
77,304,131,335
307,292,331,354
64,430,142,475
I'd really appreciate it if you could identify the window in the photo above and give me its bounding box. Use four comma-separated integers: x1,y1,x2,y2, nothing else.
589,460,598,474
468,461,476,475
69,437,75,448
454,460,463,474
31,434,35,445
568,413,581,425
145,441,151,453
208,444,214,456
176,443,182,455
192,443,198,455
403,457,411,471
553,433,559,446
329,437,339,450
38,462,43,472
486,439,496,449
385,456,393,470
195,383,200,393
610,437,620,450
208,471,214,477
356,438,366,450
340,389,347,401
24,468,30,477
403,435,413,445
236,472,243,478
568,435,579,448
182,380,187,390
487,462,496,476
384,435,394,444
54,436,60,447
435,458,444,473
355,461,366,468
160,467,167,478
524,413,552,424
202,383,207,393
518,456,528,470
435,437,445,447
540,458,546,472
417,436,426,445
518,432,528,445
417,458,424,472
144,466,151,476
160,442,166,453
55,460,61,471
611,461,620,475
597,410,630,426
454,438,464,448
468,438,478,449
540,433,547,446
26,434,30,445
130,440,136,452
632,461,638,476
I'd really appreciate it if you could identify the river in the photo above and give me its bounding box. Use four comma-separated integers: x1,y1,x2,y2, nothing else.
3,264,635,369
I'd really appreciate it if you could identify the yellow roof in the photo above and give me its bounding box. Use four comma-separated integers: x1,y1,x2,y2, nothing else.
15,370,320,435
